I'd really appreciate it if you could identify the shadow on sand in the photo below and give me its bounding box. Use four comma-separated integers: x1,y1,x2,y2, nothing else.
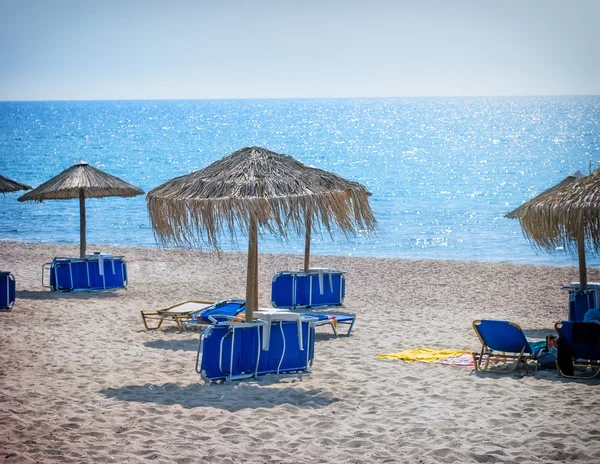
100,382,341,411
314,332,340,342
471,367,600,384
522,327,559,339
17,290,122,300
143,339,199,352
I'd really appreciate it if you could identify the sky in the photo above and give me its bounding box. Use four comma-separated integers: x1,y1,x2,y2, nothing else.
0,0,599,100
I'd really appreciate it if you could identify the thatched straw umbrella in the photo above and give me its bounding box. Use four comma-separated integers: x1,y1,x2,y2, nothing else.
18,161,144,258
147,146,377,322
505,170,600,289
0,174,31,194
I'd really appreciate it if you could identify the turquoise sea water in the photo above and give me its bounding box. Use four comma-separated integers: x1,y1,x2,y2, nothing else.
1,97,599,266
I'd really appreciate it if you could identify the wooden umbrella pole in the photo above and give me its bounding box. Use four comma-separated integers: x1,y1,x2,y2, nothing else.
304,214,311,272
578,227,587,291
79,189,86,259
245,217,258,322
254,242,259,313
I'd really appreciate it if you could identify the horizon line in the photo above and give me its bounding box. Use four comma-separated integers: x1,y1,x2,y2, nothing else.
1,93,599,104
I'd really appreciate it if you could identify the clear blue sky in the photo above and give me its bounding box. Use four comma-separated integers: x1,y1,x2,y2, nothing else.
1,0,599,100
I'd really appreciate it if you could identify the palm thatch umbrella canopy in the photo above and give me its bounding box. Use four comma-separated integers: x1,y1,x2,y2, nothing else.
0,174,31,194
18,161,144,258
147,146,377,322
505,170,600,288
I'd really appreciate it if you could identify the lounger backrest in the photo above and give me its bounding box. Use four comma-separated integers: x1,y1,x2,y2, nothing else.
555,321,600,360
473,320,532,354
192,299,246,323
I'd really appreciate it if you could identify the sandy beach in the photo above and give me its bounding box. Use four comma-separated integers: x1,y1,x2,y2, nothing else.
1,240,599,463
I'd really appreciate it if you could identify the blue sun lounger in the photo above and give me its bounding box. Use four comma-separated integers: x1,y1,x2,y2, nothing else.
472,320,543,373
303,313,355,337
140,300,216,331
142,299,246,332
196,316,316,382
554,321,600,379
180,297,355,337
185,299,246,327
43,254,128,292
0,271,16,310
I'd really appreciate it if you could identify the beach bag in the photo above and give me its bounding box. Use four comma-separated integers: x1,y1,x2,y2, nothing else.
537,349,557,370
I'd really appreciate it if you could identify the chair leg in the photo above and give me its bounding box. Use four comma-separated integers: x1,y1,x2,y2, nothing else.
175,316,193,332
140,311,163,330
474,347,526,374
557,361,600,379
175,317,183,332
473,347,488,371
329,320,338,337
344,318,355,336
483,348,491,371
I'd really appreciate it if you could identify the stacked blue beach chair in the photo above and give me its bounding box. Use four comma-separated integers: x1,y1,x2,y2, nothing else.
563,282,600,322
271,268,355,337
195,310,316,382
190,266,354,382
271,268,345,309
0,271,16,310
43,253,128,292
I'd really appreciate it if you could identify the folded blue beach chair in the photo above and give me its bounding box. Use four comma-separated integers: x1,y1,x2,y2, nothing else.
43,255,128,292
271,269,345,309
554,321,600,379
196,318,316,382
0,271,16,310
472,320,543,373
562,282,600,321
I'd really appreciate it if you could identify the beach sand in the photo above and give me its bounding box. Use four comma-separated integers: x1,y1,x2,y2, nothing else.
1,241,599,463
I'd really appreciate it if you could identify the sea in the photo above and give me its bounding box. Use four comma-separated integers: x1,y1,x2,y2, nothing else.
1,96,599,266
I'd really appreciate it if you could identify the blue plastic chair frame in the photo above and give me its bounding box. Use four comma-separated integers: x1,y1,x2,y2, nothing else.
196,319,316,382
0,271,16,310
472,320,542,374
42,256,128,292
554,321,600,379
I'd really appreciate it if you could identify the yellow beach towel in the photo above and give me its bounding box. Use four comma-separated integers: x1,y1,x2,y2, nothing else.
376,348,470,363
